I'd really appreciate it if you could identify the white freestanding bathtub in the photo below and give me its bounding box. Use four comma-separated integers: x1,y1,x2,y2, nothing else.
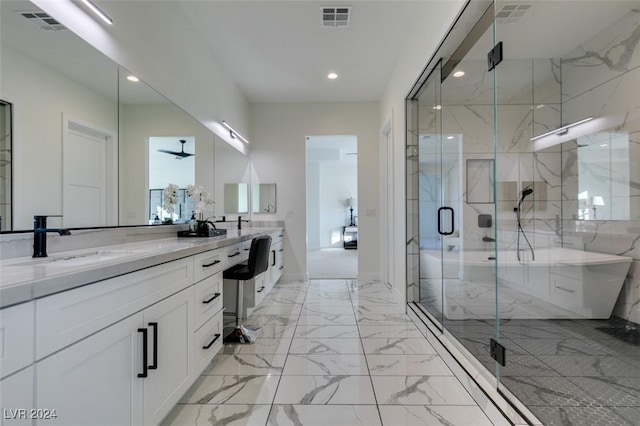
420,247,632,319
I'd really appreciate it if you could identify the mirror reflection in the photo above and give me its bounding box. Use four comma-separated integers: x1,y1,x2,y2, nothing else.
0,0,251,231
223,184,249,214
215,138,250,220
252,183,277,214
1,0,118,230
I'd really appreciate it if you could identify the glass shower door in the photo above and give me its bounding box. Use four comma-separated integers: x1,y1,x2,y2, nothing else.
417,62,444,325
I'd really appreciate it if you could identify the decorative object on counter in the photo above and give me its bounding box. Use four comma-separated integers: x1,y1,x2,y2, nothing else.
189,212,197,232
186,184,215,220
162,183,179,214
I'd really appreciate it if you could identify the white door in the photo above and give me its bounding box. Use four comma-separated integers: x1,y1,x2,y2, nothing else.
63,117,116,228
36,313,144,426
142,289,192,426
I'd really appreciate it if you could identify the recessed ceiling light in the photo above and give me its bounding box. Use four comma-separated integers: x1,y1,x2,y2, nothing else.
433,105,442,110
327,72,338,80
447,136,454,140
600,143,608,147
126,75,139,82
453,70,465,78
536,104,545,109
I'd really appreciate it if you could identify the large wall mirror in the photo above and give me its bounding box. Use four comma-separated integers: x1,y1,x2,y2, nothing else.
0,0,249,231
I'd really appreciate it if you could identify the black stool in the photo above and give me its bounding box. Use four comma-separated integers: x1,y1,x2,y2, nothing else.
223,235,272,344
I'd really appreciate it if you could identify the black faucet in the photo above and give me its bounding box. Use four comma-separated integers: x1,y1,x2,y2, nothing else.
33,215,71,258
237,216,250,231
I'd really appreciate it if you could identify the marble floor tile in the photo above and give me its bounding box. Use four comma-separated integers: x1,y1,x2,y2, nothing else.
283,354,369,375
256,325,297,339
242,314,299,327
250,304,303,315
500,376,599,406
302,305,354,315
296,314,356,326
498,355,560,377
358,325,422,339
267,405,382,426
161,404,272,426
274,375,376,404
180,375,280,404
357,314,414,325
261,294,306,305
378,405,494,426
289,338,364,355
205,354,287,376
366,354,452,376
294,325,360,339
357,305,407,315
222,338,292,355
529,405,634,426
372,376,476,405
568,376,640,406
361,338,436,355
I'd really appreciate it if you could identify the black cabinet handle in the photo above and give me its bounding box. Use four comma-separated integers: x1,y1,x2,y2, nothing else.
437,207,455,236
244,248,250,251
203,292,221,304
137,328,148,378
228,252,240,258
202,333,221,349
278,234,283,238
272,250,276,266
148,322,158,370
257,286,265,293
279,249,283,252
202,259,221,268
279,266,284,270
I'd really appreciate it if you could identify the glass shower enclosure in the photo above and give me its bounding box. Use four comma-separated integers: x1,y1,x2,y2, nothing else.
408,1,640,424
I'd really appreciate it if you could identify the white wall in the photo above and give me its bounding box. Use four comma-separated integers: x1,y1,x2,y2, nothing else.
1,44,118,230
379,1,465,299
250,102,379,281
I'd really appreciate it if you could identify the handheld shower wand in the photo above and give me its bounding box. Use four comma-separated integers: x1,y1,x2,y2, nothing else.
516,188,535,261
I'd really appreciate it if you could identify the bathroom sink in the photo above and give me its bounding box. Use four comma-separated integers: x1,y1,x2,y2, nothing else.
6,250,143,267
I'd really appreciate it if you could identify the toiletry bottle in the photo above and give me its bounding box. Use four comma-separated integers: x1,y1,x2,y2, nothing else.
189,212,197,233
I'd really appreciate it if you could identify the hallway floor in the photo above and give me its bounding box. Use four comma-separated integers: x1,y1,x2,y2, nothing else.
161,279,497,425
307,249,357,279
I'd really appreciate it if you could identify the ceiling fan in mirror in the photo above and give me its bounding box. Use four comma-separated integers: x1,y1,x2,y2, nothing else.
157,139,194,159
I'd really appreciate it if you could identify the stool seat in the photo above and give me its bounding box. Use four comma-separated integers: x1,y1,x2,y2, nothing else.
223,235,271,344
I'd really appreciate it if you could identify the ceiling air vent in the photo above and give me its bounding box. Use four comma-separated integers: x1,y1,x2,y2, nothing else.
20,11,66,31
495,3,532,24
321,6,351,28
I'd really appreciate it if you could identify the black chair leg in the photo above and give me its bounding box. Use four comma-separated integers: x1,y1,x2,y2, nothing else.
223,279,261,344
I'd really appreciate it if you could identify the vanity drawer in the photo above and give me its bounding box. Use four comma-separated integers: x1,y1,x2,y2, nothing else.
36,257,193,360
193,248,225,283
194,272,223,329
0,302,35,379
271,231,284,244
192,310,223,377
224,243,243,264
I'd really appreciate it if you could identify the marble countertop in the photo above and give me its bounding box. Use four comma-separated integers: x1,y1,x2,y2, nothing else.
0,227,281,309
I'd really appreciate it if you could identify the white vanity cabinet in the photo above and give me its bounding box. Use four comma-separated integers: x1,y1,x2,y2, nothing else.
35,275,194,426
1,367,34,426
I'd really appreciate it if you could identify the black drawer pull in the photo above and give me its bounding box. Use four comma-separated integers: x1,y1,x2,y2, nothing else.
228,252,240,258
257,286,265,293
137,328,148,378
244,248,250,251
272,250,276,266
203,292,221,304
279,249,283,252
202,333,221,349
148,322,158,370
279,266,284,270
202,259,221,268
278,234,283,237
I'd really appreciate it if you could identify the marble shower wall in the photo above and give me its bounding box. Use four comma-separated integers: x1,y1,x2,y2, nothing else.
559,8,640,322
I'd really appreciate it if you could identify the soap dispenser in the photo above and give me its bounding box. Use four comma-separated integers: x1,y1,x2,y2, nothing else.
189,212,197,233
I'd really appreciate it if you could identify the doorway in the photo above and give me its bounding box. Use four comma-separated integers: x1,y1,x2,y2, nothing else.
306,135,358,279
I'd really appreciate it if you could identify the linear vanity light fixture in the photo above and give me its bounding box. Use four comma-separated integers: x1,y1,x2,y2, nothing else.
222,121,250,144
80,0,113,25
530,117,594,141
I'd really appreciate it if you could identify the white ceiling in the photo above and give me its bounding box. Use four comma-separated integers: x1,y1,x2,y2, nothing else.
178,1,456,103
